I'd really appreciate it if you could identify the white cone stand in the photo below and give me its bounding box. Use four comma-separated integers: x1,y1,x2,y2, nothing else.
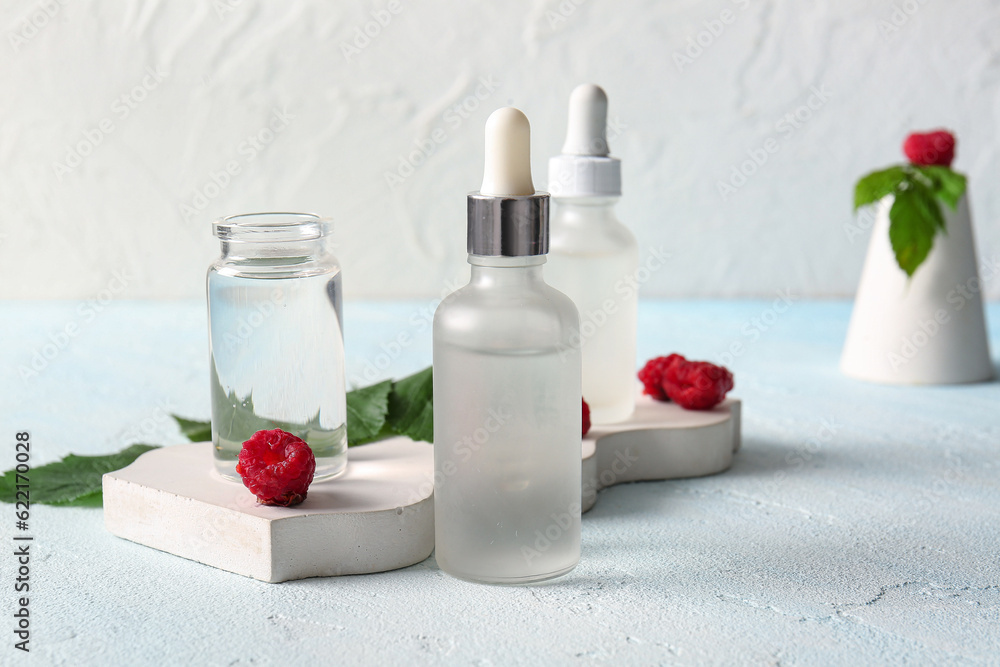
104,393,741,582
841,193,993,384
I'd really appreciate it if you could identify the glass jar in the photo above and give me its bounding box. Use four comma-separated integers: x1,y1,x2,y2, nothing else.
207,212,348,482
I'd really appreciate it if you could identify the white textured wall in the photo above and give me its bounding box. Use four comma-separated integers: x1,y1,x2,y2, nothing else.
2,0,999,300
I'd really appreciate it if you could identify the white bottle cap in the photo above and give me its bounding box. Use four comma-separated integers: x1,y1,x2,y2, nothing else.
548,84,622,198
481,107,535,196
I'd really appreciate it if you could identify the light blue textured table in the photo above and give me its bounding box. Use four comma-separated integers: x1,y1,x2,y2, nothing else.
2,299,999,666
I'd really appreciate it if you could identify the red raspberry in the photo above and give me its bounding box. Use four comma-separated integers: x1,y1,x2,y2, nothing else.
582,398,591,437
663,357,734,411
236,429,316,506
903,130,955,167
638,354,683,401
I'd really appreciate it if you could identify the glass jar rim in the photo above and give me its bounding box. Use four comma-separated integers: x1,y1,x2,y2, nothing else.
213,212,332,242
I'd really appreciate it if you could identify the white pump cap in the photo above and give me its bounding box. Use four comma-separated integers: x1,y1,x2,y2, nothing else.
548,84,621,198
481,107,535,196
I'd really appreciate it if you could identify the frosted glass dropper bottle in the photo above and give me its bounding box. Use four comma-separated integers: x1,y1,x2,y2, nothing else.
433,107,583,585
547,84,639,424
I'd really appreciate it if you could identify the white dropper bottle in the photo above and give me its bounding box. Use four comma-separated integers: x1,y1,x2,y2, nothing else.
547,84,639,424
433,107,582,585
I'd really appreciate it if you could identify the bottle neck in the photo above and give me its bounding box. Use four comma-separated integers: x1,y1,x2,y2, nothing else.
467,255,547,288
214,213,333,268
552,196,620,225
220,238,327,262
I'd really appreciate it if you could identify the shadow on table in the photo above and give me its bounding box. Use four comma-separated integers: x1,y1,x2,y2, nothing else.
579,433,867,521
721,434,861,481
285,553,621,591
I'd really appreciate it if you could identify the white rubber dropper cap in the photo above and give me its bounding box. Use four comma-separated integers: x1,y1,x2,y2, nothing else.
561,84,609,156
468,107,548,257
548,84,621,198
480,107,535,197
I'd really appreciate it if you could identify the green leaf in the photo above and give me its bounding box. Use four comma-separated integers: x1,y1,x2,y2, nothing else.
181,368,434,448
0,444,159,507
345,379,392,446
0,368,435,510
213,385,284,444
385,367,434,444
53,490,104,508
889,183,945,277
173,415,212,443
915,165,967,211
854,166,907,210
